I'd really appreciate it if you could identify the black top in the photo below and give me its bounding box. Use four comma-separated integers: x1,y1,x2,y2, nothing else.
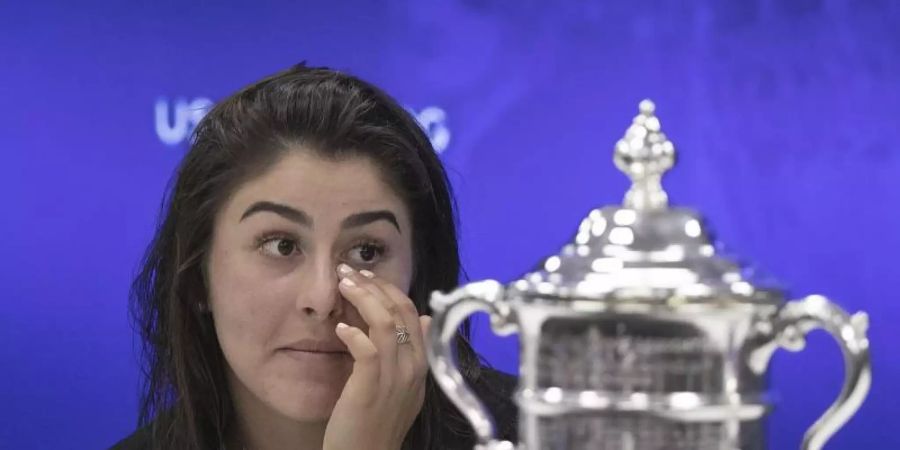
110,367,518,450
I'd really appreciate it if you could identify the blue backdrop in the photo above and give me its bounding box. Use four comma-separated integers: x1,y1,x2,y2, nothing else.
2,1,898,448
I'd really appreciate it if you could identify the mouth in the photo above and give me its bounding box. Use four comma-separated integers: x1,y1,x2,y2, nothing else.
279,337,349,357
280,348,351,363
283,348,348,354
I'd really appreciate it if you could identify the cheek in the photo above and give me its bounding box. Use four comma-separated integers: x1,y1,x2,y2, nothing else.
380,241,415,293
208,249,294,359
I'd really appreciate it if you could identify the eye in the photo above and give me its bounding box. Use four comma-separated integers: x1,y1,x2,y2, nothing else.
259,236,300,257
346,241,387,266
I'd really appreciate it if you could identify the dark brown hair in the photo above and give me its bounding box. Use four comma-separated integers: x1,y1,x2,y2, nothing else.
130,64,486,449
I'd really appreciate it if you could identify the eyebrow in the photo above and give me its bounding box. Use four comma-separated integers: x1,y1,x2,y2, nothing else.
239,201,402,233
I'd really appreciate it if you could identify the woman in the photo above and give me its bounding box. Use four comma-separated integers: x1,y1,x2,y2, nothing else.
112,64,517,450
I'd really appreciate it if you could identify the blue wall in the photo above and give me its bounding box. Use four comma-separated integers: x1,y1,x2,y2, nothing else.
2,1,898,448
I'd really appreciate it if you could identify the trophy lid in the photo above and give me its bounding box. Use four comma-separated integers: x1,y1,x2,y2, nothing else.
512,100,782,306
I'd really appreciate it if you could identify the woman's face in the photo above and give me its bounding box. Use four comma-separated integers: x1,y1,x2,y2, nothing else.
206,150,414,422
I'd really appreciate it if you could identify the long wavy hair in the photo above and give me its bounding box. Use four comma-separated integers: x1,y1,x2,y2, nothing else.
130,64,485,449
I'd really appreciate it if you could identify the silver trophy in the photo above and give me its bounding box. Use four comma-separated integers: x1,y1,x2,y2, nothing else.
427,100,871,450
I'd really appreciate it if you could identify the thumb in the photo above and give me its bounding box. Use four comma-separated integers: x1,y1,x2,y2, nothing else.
334,322,380,403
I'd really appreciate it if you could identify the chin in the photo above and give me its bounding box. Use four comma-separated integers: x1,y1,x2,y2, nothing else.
266,379,345,421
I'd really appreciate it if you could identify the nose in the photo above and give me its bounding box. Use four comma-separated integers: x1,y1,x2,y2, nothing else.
294,256,344,320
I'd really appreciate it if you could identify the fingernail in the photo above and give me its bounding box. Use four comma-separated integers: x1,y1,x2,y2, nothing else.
359,270,375,279
340,277,356,287
337,263,354,276
336,322,349,329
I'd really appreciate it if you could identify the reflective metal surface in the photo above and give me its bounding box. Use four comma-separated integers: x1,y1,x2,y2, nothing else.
427,100,871,450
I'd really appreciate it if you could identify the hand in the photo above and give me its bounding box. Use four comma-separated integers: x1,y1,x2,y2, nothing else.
323,264,432,450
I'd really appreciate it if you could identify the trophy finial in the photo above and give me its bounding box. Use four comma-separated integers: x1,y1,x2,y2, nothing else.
614,99,675,210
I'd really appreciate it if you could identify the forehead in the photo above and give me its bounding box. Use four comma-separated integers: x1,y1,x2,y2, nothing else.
224,150,409,223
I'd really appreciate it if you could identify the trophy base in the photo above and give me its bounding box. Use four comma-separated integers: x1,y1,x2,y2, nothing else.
528,413,766,450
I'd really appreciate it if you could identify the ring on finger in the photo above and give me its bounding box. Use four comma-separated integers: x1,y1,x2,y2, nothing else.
395,325,411,344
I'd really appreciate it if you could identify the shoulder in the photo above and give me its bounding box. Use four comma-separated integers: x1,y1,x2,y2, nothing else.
469,365,519,443
432,364,519,449
108,426,151,450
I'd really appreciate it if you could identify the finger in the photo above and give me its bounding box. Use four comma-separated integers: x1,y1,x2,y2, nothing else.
337,265,400,377
349,268,416,384
354,269,408,334
334,322,380,405
359,270,422,337
359,270,424,353
413,315,433,382
419,315,432,349
359,269,428,378
340,265,406,342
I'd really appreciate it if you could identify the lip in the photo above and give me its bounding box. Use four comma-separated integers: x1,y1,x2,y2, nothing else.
280,348,350,363
279,338,348,354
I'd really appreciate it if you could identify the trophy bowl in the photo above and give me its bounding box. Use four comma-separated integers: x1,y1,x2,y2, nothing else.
427,100,871,450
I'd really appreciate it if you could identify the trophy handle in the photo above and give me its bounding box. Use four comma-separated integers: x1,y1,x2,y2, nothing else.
747,295,872,450
427,280,519,450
